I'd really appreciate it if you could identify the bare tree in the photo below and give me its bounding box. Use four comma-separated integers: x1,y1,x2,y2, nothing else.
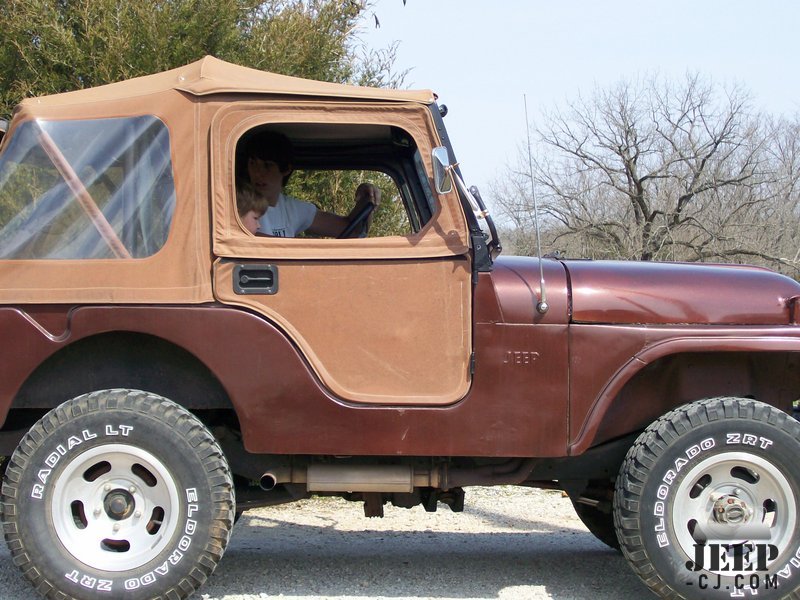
492,73,800,278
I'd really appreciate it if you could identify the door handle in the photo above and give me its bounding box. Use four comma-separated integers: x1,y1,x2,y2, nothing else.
233,264,278,295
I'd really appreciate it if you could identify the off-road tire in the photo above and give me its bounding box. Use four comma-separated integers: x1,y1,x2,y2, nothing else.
614,397,800,599
1,389,234,600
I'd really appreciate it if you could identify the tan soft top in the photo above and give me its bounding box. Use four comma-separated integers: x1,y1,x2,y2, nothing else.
20,56,435,108
0,57,466,310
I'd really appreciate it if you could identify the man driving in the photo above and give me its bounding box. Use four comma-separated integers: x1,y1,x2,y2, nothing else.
239,131,380,238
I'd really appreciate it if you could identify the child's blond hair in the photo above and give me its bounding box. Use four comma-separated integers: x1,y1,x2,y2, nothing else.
236,181,269,217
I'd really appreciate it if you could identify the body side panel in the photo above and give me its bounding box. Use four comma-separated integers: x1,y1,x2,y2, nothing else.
0,302,569,457
3,276,798,458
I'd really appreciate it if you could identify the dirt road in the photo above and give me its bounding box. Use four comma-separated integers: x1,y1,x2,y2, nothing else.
0,487,652,599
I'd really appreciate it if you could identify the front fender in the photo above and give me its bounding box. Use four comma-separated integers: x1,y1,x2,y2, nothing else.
569,330,800,455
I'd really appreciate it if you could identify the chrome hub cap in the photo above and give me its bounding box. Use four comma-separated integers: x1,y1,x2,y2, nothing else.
51,443,181,571
672,452,796,575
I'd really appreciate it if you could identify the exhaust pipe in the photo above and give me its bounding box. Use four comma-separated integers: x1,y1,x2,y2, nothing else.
259,460,533,494
259,473,278,490
260,464,443,493
259,466,295,491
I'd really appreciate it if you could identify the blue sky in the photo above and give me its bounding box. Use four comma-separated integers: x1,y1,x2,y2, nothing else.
360,1,800,200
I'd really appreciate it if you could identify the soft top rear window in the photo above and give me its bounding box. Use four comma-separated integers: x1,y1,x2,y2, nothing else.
0,116,175,259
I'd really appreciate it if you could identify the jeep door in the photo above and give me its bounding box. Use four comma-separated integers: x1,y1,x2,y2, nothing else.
210,102,472,406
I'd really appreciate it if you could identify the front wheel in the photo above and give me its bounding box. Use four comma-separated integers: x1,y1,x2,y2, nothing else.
614,397,800,599
1,389,234,599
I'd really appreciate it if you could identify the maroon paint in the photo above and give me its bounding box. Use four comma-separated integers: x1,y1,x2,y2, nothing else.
0,300,569,457
2,255,799,458
565,260,799,325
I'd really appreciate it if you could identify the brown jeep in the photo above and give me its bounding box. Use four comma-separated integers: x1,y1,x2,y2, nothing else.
0,57,799,600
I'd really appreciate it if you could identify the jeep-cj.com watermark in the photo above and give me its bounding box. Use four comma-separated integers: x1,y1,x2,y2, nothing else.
684,519,780,594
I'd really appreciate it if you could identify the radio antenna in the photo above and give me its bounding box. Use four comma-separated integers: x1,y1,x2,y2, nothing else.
524,94,549,314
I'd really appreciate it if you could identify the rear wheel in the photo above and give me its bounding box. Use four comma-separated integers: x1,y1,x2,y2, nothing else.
614,397,800,599
1,389,234,600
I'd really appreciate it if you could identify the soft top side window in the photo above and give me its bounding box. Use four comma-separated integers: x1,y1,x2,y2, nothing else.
0,116,175,259
234,123,435,239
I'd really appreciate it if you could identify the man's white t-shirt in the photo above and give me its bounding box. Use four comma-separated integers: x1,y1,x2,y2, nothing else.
258,193,317,237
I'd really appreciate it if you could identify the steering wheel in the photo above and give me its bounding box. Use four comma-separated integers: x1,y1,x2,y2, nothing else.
337,201,375,239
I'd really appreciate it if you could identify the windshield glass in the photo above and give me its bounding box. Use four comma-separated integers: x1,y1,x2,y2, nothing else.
0,116,175,259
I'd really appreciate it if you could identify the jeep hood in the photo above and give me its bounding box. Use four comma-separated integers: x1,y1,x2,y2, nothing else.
563,260,800,325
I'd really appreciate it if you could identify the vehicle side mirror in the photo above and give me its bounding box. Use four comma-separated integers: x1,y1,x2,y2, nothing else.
432,147,453,194
0,119,7,146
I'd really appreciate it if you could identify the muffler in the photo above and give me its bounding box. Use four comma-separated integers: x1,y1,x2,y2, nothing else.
260,464,443,493
307,464,413,493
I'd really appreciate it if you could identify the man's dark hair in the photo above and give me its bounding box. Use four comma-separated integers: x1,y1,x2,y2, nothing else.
237,130,294,186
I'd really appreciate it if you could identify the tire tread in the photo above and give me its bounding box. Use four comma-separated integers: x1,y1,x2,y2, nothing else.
614,397,800,599
1,389,234,600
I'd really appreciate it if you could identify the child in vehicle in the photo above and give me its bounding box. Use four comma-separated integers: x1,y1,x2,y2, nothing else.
236,182,268,235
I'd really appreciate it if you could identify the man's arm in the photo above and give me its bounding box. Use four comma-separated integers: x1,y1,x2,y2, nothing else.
307,210,349,237
306,183,381,238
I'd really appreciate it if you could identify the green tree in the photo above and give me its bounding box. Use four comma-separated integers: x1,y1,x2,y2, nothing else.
0,0,404,118
0,0,410,237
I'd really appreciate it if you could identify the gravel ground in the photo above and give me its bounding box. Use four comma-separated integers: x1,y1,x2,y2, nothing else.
0,487,653,599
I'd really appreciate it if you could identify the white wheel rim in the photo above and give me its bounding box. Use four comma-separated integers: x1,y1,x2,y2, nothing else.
50,443,181,572
672,451,797,575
